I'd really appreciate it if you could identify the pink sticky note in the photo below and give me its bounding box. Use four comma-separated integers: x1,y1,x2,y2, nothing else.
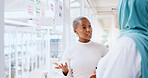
28,4,34,15
35,18,41,27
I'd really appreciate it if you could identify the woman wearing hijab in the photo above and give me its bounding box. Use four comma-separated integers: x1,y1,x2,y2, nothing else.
94,0,148,78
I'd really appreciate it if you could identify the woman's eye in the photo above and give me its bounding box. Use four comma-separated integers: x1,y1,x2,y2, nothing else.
82,27,86,29
89,25,91,27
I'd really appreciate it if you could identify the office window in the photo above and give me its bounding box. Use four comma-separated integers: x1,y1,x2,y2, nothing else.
4,0,64,78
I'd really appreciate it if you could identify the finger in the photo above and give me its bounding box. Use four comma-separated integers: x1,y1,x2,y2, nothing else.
59,65,62,68
65,62,68,66
53,62,59,66
94,70,96,74
90,74,95,78
90,75,93,78
55,67,60,69
61,63,64,67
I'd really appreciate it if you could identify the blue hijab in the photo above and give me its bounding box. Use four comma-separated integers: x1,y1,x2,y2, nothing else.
117,0,148,78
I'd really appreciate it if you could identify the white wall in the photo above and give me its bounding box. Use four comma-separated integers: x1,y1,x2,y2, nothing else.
0,0,5,78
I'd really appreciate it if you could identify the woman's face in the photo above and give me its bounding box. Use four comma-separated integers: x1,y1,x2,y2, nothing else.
74,18,92,42
114,11,118,28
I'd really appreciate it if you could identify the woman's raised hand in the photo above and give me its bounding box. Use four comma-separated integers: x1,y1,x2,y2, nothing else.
53,62,69,75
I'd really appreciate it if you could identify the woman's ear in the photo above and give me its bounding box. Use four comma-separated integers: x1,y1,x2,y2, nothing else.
74,29,78,34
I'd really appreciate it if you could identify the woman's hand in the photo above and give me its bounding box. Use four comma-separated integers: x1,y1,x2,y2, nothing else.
90,69,96,78
53,62,69,75
90,74,96,78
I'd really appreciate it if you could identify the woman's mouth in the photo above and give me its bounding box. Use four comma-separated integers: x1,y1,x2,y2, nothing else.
87,33,92,36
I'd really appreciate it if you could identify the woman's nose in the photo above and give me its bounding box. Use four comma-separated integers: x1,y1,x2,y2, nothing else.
86,28,91,32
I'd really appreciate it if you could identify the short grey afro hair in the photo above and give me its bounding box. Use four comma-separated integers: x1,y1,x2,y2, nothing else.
73,16,88,30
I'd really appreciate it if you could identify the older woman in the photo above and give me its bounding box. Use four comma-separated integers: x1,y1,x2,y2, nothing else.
95,0,148,78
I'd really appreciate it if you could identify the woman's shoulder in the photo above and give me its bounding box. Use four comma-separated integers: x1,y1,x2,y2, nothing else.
111,36,137,54
91,41,107,49
117,36,136,47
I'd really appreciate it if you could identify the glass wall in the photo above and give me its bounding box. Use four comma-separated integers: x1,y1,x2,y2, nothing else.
4,0,64,78
4,28,50,78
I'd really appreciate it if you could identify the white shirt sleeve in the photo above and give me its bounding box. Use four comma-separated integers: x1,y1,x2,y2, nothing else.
96,37,142,78
61,49,73,78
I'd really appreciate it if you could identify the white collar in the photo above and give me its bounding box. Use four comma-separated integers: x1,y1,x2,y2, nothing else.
77,40,92,45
